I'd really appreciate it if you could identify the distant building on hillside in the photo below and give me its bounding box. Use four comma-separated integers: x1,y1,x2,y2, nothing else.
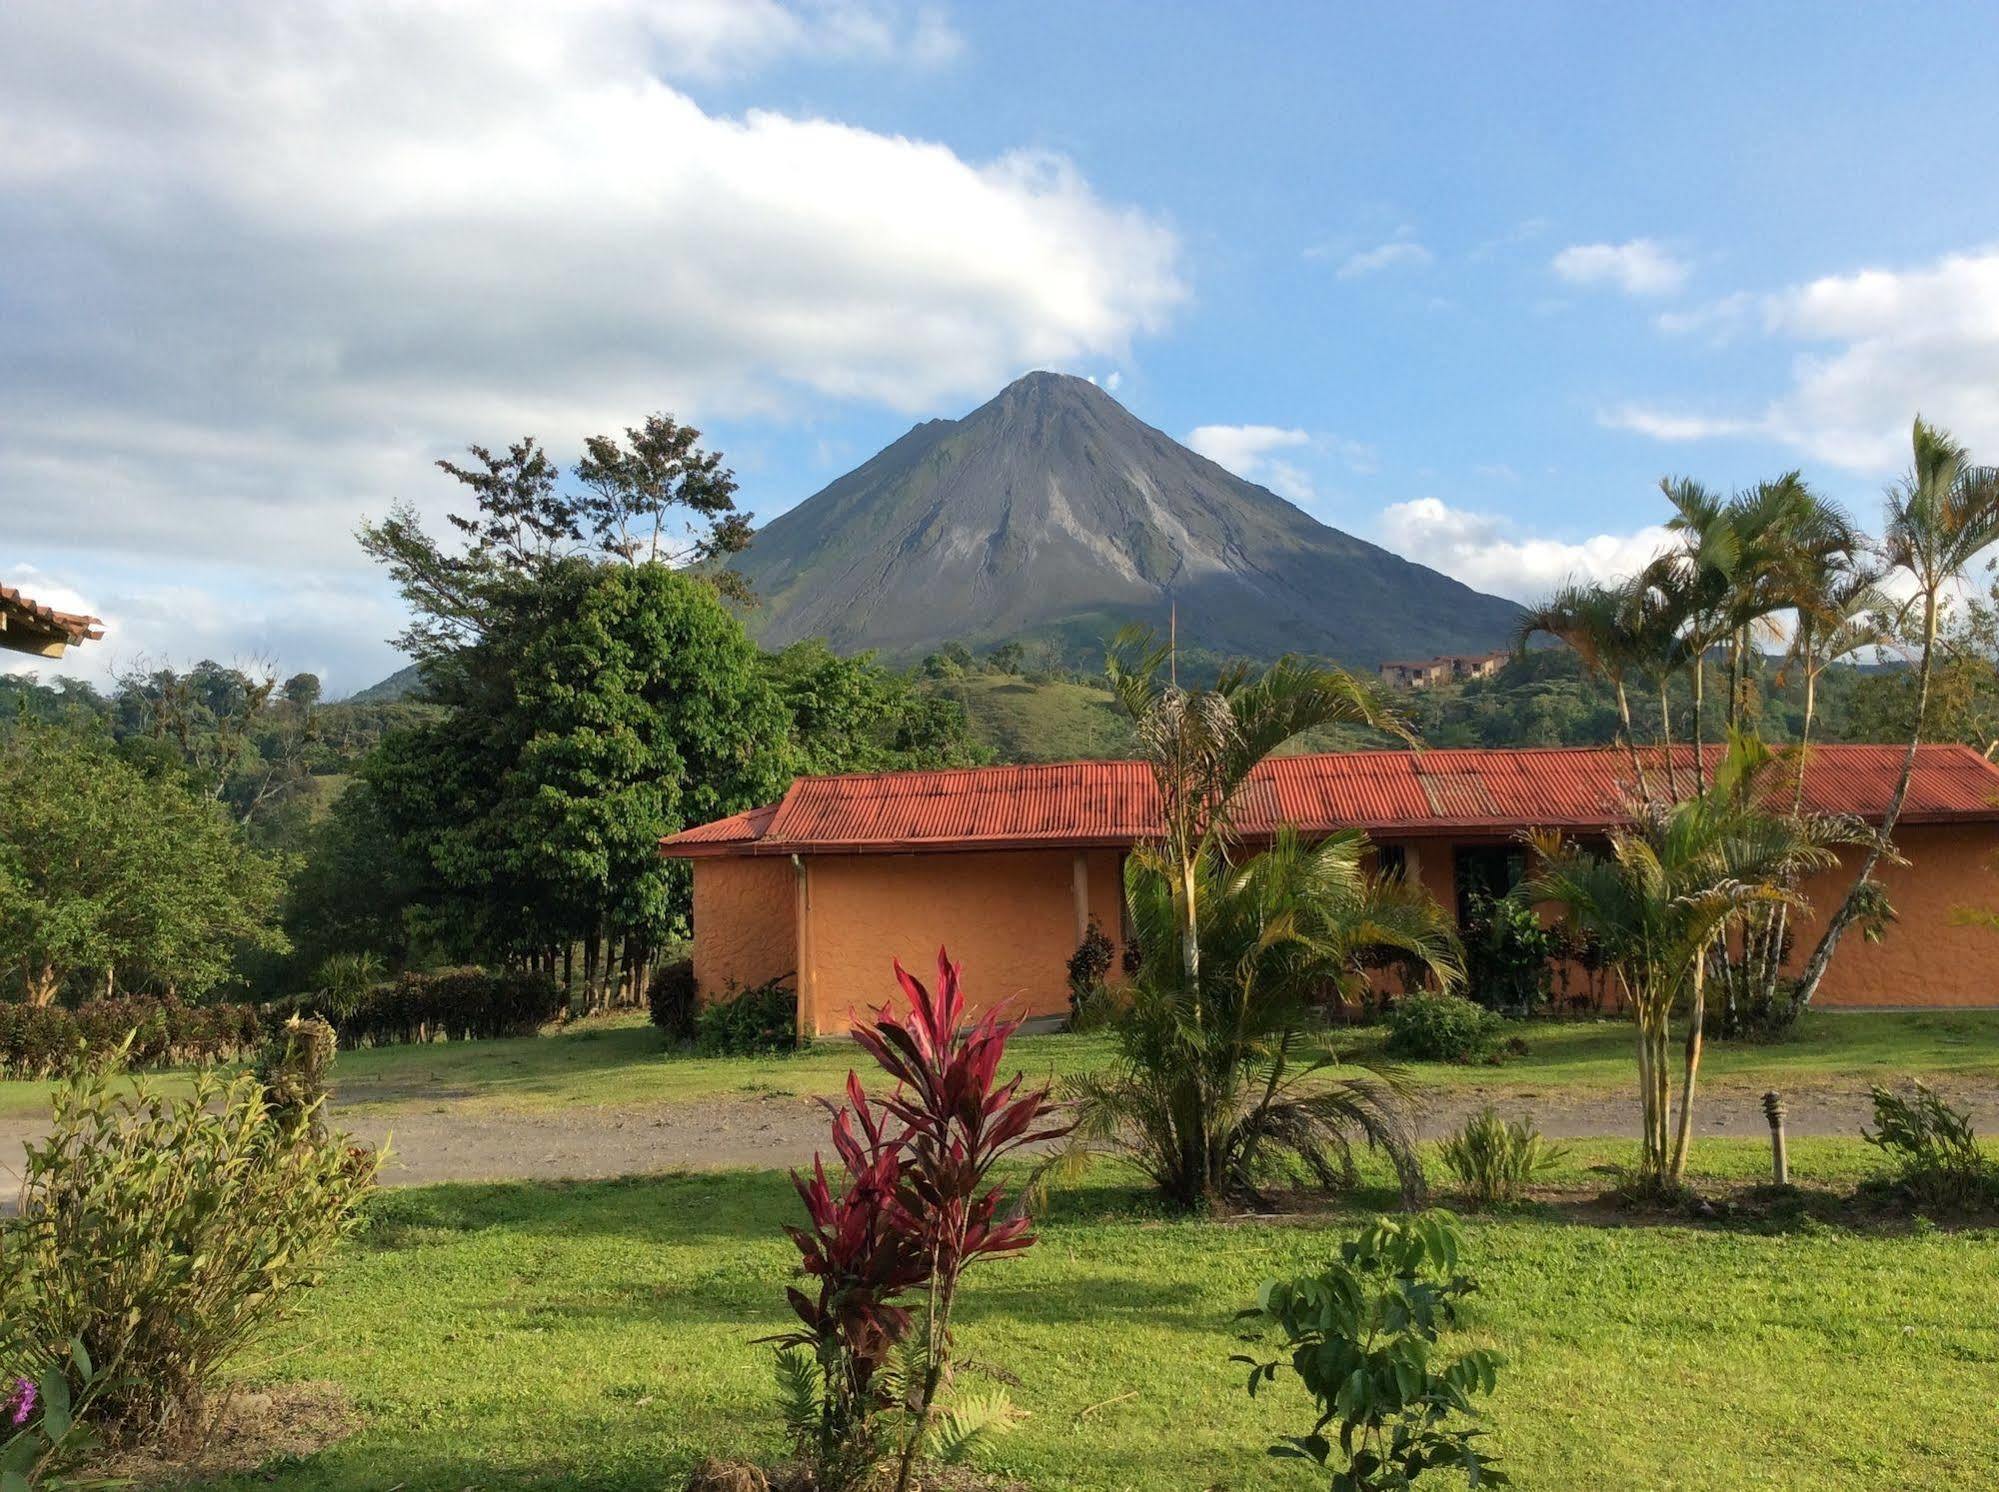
1379,650,1507,689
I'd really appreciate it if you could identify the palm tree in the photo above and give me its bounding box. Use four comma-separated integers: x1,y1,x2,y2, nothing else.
1519,737,1851,1189
1717,475,1861,736
1515,580,1655,798
1655,478,1743,791
1065,827,1461,1209
1791,418,1999,1012
1104,626,1409,1010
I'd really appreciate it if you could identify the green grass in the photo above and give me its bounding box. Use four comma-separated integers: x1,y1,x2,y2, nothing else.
930,673,1135,762
193,1154,1999,1491
5,1008,1994,1123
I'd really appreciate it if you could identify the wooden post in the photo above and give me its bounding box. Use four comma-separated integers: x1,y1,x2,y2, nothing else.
1763,1090,1789,1186
1071,852,1090,946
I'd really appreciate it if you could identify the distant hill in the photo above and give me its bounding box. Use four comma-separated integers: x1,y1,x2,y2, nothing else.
342,661,427,704
724,371,1522,668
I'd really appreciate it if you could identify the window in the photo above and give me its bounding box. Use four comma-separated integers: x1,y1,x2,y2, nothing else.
1453,844,1525,925
1375,844,1408,882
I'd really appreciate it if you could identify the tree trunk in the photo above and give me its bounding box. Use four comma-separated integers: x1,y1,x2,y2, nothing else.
583,929,601,1015
1668,961,1707,1182
1690,652,1707,793
1791,594,1938,1013
1615,680,1651,801
1658,683,1681,799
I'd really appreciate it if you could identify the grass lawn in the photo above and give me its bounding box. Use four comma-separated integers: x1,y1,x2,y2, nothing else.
5,1007,1995,1122
194,1148,1998,1491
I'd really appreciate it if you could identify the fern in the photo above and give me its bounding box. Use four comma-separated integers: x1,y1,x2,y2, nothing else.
927,1387,1022,1466
773,1347,822,1440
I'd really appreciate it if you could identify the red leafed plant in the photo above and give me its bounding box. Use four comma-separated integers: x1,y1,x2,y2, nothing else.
768,950,1069,1492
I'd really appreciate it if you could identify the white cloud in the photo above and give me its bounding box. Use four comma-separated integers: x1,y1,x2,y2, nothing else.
1608,248,1999,473
1186,424,1316,501
1598,405,1761,443
1551,238,1690,296
1337,240,1434,279
0,0,1182,573
1376,498,1674,603
1,561,408,695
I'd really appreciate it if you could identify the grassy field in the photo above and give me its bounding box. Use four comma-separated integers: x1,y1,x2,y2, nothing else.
190,1151,1998,1491
5,1008,1995,1122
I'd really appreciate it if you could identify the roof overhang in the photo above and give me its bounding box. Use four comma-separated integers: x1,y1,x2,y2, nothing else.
0,585,104,659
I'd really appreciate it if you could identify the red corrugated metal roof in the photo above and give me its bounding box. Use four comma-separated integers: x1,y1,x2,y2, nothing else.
660,743,1999,857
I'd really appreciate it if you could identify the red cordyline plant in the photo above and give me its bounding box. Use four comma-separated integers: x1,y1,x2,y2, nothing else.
769,950,1069,1492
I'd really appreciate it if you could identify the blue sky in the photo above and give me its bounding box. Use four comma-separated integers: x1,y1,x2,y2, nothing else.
6,1,1999,691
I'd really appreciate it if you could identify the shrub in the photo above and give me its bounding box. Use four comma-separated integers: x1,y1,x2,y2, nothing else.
694,977,797,1056
1440,1107,1566,1208
291,966,562,1047
1233,1210,1507,1491
769,951,1066,1492
1461,892,1552,1015
1385,992,1505,1064
1065,919,1115,1018
648,957,698,1037
0,1052,378,1442
1863,1082,1998,1211
0,996,262,1079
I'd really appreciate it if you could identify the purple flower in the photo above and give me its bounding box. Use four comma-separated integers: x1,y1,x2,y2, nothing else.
7,1376,34,1427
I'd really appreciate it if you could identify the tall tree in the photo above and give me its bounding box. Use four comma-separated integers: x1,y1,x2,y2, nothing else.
0,721,286,1004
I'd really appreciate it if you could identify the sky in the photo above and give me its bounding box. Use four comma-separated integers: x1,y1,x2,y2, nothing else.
6,0,1999,695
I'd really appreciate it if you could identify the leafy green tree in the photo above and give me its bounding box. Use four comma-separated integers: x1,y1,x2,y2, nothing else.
282,781,424,976
1235,1211,1507,1491
365,560,792,1004
767,641,987,774
0,722,286,1004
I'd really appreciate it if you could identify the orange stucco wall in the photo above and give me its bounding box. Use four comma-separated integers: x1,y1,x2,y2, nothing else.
1790,823,1999,1007
689,856,797,1002
797,848,1126,1035
686,821,1999,1032
1373,827,1999,1009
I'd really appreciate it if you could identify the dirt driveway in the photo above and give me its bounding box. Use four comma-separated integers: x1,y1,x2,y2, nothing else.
7,1080,1992,1194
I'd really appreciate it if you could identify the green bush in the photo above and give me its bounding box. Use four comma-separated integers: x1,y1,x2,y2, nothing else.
1385,992,1506,1064
1863,1082,1998,1212
1461,892,1553,1015
1233,1210,1507,1490
0,996,262,1079
1440,1107,1566,1208
693,977,797,1056
287,965,562,1047
648,957,698,1037
0,1052,379,1442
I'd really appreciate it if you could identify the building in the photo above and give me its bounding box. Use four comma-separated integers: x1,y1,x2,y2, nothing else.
0,584,102,659
660,744,1999,1036
1379,651,1508,689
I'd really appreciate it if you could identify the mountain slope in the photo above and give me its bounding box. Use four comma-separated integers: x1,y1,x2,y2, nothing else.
727,371,1521,667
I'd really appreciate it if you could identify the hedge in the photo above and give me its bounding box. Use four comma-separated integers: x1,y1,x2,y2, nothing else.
0,995,263,1079
287,966,564,1048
